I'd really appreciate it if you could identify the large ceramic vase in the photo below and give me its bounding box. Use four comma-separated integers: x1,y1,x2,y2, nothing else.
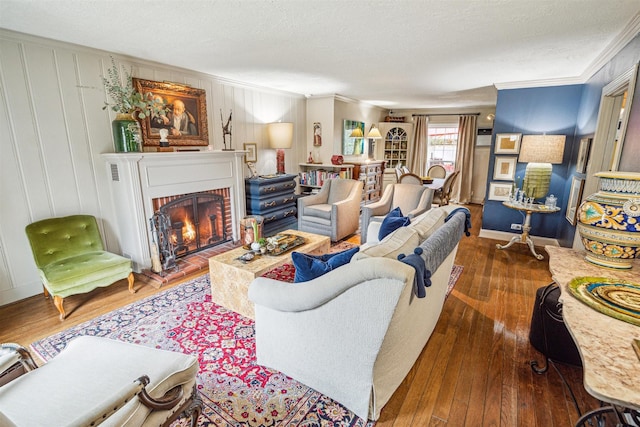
112,113,142,152
577,171,640,269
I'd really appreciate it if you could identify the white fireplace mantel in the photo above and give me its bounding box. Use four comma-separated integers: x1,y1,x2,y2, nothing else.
102,151,246,271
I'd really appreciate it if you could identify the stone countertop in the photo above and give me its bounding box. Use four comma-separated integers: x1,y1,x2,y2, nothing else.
545,246,640,410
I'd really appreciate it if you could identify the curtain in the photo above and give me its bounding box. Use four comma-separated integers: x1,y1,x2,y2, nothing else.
453,115,477,204
409,116,429,175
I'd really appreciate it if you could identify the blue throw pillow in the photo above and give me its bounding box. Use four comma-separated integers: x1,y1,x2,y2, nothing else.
292,246,360,282
378,207,411,241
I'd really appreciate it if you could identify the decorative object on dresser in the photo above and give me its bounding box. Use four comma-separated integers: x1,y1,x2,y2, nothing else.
133,78,209,148
576,171,640,269
267,122,294,174
351,160,385,204
245,174,297,235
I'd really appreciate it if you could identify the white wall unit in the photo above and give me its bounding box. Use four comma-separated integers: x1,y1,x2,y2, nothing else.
377,122,413,169
0,29,305,306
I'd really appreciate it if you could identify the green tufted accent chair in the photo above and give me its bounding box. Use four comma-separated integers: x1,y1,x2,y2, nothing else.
25,214,135,320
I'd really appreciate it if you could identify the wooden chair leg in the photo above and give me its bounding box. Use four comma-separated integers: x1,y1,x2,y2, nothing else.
127,272,136,294
42,286,50,299
53,296,66,321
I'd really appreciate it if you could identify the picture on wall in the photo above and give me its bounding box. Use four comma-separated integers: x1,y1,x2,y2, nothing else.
576,137,592,174
343,120,365,155
493,156,517,181
488,182,513,201
313,122,322,146
133,78,209,147
566,176,585,225
243,142,257,163
495,133,522,154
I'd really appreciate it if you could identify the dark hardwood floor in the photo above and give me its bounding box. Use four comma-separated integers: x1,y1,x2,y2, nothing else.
0,204,598,426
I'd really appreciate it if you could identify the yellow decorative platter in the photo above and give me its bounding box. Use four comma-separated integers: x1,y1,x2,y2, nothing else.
568,277,640,326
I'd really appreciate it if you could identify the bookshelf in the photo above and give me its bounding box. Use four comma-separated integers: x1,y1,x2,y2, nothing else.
298,163,354,194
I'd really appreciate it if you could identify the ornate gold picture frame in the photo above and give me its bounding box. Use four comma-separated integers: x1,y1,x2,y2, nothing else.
133,78,209,147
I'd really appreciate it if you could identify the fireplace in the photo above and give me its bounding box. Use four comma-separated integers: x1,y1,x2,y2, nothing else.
102,151,247,272
151,189,232,262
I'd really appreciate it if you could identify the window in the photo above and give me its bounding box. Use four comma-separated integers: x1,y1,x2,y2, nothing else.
428,125,457,174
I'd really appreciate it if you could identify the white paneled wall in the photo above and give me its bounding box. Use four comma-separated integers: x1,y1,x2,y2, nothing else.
0,30,306,305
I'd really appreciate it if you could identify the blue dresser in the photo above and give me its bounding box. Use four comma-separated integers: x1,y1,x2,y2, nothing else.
245,174,298,235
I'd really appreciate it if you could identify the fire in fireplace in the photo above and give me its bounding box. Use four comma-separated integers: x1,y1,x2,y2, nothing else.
150,189,232,270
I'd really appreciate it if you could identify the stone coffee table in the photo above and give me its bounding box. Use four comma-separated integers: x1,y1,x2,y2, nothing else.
208,229,330,319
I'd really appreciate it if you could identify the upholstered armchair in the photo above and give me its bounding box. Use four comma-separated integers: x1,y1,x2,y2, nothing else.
297,178,363,242
25,214,135,320
0,336,201,426
360,184,434,243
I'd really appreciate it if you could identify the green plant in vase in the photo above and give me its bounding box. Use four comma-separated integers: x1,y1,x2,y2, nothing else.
102,57,166,152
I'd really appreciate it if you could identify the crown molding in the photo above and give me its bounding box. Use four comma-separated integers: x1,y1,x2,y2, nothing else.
581,12,640,81
494,12,640,91
494,76,585,90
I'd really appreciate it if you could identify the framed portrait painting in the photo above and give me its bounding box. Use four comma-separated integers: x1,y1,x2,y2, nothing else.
488,182,513,201
133,78,209,147
493,156,517,181
495,133,522,154
566,176,585,225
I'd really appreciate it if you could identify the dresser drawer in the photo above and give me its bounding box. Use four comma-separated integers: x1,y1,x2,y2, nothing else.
245,179,296,196
260,206,298,224
246,193,296,213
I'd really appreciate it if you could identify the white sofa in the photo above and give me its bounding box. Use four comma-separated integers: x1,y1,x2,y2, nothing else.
248,205,469,420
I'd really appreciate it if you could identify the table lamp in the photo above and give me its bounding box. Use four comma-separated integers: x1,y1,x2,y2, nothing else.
518,134,566,199
367,125,382,159
267,122,293,174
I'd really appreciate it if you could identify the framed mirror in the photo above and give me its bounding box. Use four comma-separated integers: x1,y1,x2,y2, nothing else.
343,120,365,155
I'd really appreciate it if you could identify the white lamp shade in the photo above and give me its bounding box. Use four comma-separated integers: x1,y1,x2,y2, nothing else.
349,127,364,138
267,122,293,149
519,135,566,164
367,127,382,139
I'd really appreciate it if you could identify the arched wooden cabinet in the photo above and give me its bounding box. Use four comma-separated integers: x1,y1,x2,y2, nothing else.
377,122,413,170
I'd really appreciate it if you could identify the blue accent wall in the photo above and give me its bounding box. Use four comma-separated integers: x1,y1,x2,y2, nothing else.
482,85,583,240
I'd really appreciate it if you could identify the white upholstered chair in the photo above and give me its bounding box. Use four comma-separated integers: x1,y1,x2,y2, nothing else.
0,336,201,426
297,178,363,242
360,184,434,243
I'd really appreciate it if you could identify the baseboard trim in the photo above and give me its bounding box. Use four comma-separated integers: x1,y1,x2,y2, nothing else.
479,228,559,247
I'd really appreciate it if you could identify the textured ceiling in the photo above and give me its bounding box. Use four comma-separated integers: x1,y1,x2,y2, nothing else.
1,0,639,109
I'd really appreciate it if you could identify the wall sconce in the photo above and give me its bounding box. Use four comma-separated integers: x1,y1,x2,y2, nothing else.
366,125,382,159
519,134,566,199
267,122,293,174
